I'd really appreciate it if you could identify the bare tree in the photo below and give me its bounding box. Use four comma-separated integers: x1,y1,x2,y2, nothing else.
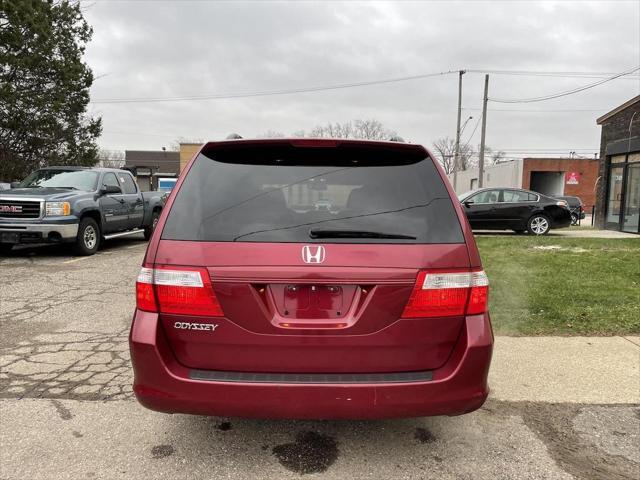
309,121,354,139
307,119,397,140
483,145,507,165
97,149,125,168
257,130,285,138
432,137,475,174
353,119,396,141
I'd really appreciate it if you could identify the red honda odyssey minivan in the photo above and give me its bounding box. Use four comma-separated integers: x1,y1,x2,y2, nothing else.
130,138,493,419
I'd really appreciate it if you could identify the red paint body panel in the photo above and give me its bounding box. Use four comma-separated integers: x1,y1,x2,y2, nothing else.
130,310,492,419
151,241,471,371
131,138,493,419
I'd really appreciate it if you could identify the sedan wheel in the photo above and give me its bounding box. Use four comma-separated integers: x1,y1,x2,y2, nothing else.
528,215,550,235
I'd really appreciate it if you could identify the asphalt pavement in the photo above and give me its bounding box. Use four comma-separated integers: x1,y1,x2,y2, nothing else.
0,237,638,479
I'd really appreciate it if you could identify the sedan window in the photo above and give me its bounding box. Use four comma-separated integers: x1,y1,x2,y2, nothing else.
502,190,537,202
468,190,500,204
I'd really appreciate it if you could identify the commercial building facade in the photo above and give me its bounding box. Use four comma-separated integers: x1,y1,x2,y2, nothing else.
124,150,180,192
595,95,640,234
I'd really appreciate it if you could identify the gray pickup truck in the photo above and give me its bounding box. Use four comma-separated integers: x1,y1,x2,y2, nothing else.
0,167,164,255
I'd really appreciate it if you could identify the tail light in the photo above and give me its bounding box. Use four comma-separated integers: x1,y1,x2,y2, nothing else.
401,270,489,318
136,266,223,317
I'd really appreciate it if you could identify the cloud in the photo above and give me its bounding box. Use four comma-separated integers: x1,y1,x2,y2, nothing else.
82,0,640,156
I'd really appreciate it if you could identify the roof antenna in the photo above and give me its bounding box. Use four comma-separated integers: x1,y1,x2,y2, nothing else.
226,133,243,140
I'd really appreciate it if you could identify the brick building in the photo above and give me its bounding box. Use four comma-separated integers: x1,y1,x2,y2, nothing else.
595,95,640,233
449,157,600,210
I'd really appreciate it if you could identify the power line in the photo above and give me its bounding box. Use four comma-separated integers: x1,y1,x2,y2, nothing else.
463,107,609,112
91,67,640,104
489,66,640,103
91,70,458,104
467,69,640,80
461,116,482,151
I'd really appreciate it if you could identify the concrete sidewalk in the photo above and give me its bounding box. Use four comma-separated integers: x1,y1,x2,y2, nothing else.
549,228,639,238
490,336,640,403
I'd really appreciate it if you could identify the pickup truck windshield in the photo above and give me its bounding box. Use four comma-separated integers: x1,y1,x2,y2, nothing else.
19,170,99,191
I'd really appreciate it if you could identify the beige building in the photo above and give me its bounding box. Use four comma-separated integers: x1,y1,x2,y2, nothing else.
179,143,203,172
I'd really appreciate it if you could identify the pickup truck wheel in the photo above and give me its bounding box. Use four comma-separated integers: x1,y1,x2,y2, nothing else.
0,243,13,256
144,211,160,241
74,218,100,255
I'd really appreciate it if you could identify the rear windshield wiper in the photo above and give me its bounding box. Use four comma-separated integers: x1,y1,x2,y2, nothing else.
309,228,416,240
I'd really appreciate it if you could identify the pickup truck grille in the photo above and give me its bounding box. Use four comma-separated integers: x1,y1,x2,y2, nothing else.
0,200,41,219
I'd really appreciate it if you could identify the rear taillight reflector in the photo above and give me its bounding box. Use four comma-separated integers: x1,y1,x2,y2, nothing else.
401,270,489,318
136,266,223,317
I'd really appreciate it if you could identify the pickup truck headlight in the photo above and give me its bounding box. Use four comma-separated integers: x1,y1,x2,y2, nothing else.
45,201,71,216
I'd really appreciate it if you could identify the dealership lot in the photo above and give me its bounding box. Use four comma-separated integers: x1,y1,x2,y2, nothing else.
0,240,638,479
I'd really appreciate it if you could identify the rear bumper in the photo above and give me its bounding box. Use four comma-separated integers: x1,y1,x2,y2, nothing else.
551,209,573,229
0,221,78,243
129,311,493,419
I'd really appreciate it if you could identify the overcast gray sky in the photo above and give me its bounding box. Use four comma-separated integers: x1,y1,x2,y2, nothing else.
82,0,640,159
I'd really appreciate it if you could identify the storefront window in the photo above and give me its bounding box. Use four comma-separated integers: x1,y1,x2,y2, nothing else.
606,166,624,225
628,153,640,163
622,165,640,233
611,154,627,164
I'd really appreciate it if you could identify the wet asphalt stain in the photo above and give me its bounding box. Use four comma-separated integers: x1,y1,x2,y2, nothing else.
151,445,174,459
217,421,232,431
486,400,639,480
272,431,339,474
414,427,436,444
72,430,84,438
50,399,73,420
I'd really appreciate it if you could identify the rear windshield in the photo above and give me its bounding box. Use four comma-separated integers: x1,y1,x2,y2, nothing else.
162,145,464,244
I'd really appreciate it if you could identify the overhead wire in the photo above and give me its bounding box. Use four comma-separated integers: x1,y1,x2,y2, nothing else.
488,66,639,103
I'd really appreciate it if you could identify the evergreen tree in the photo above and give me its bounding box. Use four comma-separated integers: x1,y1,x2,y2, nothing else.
0,0,102,181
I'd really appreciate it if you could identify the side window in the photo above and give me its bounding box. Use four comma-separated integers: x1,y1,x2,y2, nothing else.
119,173,137,194
102,173,120,189
527,193,539,202
502,190,535,202
470,190,500,204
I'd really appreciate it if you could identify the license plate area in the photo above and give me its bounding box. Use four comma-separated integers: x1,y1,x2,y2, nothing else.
267,284,360,329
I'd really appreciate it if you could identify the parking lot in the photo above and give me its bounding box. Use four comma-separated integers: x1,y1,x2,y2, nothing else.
1,238,638,479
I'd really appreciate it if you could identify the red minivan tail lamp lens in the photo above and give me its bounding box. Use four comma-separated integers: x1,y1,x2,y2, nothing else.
136,266,223,317
401,270,489,318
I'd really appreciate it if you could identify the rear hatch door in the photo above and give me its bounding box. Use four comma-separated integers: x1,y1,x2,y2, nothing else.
154,140,469,373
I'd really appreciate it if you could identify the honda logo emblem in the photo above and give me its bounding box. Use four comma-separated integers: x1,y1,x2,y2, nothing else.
302,245,326,264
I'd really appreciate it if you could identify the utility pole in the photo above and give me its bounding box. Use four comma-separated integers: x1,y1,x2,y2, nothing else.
478,74,489,188
452,70,465,190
